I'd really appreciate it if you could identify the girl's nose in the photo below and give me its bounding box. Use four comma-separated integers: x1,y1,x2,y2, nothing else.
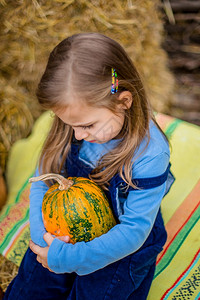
73,128,89,140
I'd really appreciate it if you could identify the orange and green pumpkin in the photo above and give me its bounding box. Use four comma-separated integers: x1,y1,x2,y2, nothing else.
29,173,116,244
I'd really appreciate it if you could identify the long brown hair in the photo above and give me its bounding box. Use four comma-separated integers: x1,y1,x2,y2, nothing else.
37,32,167,191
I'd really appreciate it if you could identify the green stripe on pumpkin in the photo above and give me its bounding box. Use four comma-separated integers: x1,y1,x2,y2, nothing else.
62,192,69,216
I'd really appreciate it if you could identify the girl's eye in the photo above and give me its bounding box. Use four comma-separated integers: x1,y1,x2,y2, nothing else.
82,124,93,130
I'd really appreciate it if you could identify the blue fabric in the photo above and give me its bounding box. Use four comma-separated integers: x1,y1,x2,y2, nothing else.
4,247,156,300
4,121,175,299
29,170,48,247
4,209,166,300
4,248,74,300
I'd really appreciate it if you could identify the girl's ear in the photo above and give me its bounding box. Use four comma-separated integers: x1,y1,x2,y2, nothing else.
117,91,133,110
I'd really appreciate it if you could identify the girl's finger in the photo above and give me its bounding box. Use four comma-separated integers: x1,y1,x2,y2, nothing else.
43,233,54,246
41,263,53,272
57,236,70,243
29,240,42,255
36,256,42,264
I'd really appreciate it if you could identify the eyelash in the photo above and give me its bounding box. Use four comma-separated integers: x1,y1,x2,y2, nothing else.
82,125,93,130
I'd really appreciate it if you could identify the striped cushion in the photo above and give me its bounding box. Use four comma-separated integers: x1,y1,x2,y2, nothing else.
0,112,52,265
148,114,200,300
0,112,199,299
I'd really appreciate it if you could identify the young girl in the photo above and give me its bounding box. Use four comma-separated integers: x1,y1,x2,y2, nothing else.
4,32,175,300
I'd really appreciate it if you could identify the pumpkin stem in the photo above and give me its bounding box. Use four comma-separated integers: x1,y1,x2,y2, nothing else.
29,173,74,190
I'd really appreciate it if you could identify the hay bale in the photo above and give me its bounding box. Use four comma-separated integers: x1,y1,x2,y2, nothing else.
0,0,175,173
0,75,42,173
0,254,18,293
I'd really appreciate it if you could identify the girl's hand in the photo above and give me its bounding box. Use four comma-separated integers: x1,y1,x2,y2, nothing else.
29,232,70,272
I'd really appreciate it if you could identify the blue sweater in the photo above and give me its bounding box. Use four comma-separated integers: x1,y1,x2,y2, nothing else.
29,121,170,275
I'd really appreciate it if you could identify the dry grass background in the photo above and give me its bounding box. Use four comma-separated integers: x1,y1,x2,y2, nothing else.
0,255,18,294
0,0,175,294
0,0,175,174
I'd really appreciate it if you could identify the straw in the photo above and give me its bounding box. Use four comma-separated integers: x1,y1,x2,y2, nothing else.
0,0,175,174
0,254,19,293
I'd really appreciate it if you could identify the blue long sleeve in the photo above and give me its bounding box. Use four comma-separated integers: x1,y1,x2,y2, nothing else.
29,168,48,247
47,151,170,275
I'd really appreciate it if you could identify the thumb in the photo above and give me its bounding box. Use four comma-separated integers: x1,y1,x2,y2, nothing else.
43,232,54,246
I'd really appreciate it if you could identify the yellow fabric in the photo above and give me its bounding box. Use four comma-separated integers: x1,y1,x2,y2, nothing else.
148,117,200,300
6,111,53,205
161,122,200,223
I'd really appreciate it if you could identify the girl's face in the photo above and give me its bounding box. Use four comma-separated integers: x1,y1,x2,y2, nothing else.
54,101,125,144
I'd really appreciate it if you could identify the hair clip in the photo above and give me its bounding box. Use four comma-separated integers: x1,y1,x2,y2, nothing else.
111,68,119,94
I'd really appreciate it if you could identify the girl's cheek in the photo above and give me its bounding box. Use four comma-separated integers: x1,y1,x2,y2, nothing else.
90,128,99,137
91,125,111,140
